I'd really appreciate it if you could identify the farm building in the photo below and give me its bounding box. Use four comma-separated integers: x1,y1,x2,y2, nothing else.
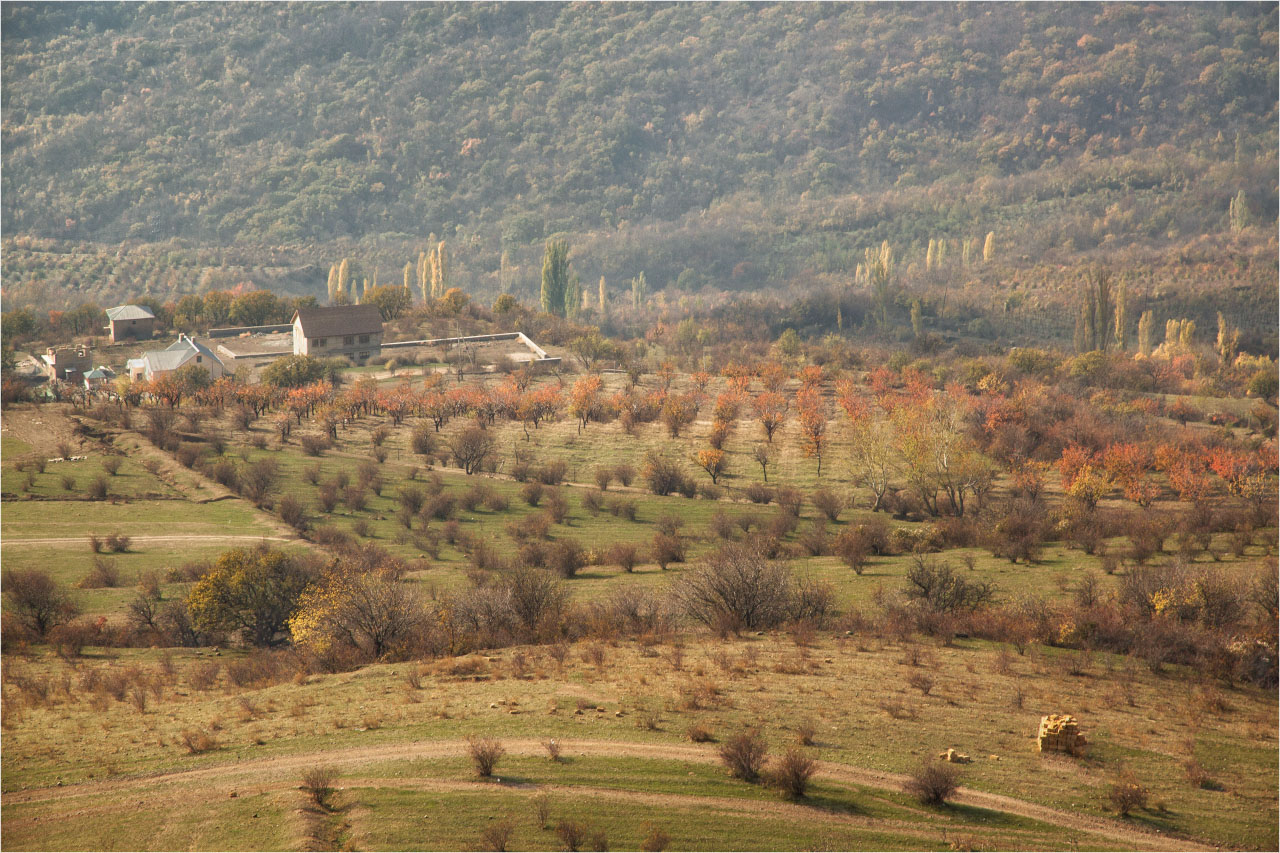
127,334,226,382
105,305,157,342
291,305,383,365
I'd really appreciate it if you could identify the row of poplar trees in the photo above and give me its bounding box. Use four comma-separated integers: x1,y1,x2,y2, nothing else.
325,239,450,306
540,237,648,321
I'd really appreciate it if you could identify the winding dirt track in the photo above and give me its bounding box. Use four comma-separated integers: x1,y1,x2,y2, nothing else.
4,535,291,546
4,738,1213,851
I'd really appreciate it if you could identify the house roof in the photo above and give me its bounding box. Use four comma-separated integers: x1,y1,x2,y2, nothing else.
106,305,155,321
292,305,383,338
141,335,224,375
84,367,114,380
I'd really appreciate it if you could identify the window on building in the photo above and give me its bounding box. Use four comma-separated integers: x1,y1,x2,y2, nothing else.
359,334,370,344
314,338,326,347
358,352,369,362
344,335,355,346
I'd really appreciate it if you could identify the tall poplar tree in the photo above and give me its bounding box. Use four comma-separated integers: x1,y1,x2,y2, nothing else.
540,237,570,317
335,258,351,304
326,264,338,303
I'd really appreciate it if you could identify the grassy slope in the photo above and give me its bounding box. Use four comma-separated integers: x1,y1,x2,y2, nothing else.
1,637,1275,850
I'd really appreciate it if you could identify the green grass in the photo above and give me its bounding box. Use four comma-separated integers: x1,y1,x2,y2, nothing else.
2,787,296,851
1,499,289,615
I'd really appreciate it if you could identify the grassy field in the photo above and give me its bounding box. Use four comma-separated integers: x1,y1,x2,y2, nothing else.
2,635,1275,850
1,383,1275,852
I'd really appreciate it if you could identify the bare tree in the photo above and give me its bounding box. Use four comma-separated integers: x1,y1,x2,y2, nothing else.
2,570,79,638
676,545,793,633
448,426,495,474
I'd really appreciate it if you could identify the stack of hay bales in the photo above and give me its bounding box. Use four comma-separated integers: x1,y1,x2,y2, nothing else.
1037,714,1087,756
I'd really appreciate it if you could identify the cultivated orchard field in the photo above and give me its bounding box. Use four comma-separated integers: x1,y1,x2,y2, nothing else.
2,335,1277,851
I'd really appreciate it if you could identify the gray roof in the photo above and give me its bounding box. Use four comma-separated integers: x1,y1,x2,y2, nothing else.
141,335,224,374
293,305,383,338
106,305,155,321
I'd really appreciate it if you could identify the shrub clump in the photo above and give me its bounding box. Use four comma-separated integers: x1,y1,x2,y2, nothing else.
719,729,769,782
903,760,960,805
467,735,505,777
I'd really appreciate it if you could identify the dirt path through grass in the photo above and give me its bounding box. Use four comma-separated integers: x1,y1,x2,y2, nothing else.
4,534,293,546
5,738,1211,851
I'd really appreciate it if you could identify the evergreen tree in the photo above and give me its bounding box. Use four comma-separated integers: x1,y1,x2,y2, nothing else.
326,263,338,303
403,261,413,293
597,276,608,322
540,237,570,316
982,231,995,263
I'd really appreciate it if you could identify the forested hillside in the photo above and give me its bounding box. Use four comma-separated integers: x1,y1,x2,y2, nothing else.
2,2,1276,345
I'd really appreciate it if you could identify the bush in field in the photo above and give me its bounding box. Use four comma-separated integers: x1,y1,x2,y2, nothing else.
479,820,515,852
904,555,996,614
279,494,309,531
101,456,122,476
608,542,641,572
423,494,456,521
607,498,637,520
301,766,336,807
521,481,544,506
397,485,426,515
677,545,792,632
410,425,435,457
651,533,686,570
744,482,774,504
77,556,121,589
810,489,844,522
904,760,960,805
87,475,109,500
613,464,635,487
544,489,570,523
797,520,829,556
833,527,870,574
594,467,613,490
770,748,818,799
179,728,218,754
448,426,495,474
775,487,804,516
555,821,586,853
300,434,330,456
537,460,568,485
467,735,505,777
643,452,692,496
1108,772,1149,816
719,729,768,782
3,570,79,638
549,538,586,578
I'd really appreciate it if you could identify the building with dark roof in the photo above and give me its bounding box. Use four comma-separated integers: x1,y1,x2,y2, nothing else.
105,304,156,342
291,305,383,365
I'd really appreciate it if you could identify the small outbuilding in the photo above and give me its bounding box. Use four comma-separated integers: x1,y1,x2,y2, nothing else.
106,305,157,342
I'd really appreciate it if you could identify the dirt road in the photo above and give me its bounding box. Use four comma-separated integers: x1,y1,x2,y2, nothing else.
5,738,1213,852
